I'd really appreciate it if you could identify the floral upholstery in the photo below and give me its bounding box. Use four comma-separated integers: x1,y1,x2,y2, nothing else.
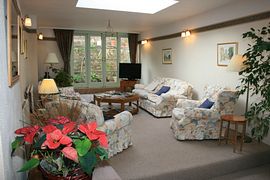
170,85,238,140
133,77,193,117
59,86,81,100
45,99,133,158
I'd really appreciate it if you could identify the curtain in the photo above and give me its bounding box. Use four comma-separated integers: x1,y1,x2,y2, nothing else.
128,33,139,63
53,29,74,74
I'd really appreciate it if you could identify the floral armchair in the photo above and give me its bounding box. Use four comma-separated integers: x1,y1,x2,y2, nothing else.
170,85,238,140
45,99,133,158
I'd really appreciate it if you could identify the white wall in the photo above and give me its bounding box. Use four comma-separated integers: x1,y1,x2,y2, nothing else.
37,29,63,80
0,0,25,179
140,0,270,144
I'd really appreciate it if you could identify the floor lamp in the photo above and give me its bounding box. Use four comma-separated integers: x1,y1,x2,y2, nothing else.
227,55,251,142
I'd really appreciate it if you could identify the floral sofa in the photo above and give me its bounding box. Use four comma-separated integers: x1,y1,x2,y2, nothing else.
45,99,133,158
133,77,193,117
170,85,238,140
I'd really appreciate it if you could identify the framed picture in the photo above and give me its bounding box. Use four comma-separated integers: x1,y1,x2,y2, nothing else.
19,18,24,54
217,42,238,66
24,40,28,59
162,48,172,64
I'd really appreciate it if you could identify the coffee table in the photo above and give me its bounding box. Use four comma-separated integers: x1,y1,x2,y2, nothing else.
94,92,139,116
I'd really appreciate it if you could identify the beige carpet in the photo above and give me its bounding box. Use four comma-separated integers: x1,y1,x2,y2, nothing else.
109,110,270,180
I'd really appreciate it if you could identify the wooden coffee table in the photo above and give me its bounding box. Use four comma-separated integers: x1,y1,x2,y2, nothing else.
94,92,139,115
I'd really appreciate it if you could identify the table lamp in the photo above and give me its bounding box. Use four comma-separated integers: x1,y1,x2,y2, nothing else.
39,79,59,105
44,53,59,78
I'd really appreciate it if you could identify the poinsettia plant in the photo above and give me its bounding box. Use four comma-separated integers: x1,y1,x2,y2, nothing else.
11,116,108,176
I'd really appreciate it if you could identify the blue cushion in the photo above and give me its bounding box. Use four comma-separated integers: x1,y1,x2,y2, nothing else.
198,99,215,109
155,86,170,96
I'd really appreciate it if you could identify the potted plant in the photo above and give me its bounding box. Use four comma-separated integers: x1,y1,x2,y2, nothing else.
54,69,74,87
238,22,270,141
11,115,108,179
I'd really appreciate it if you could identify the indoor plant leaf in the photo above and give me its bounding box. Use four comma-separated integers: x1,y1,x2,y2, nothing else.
18,158,40,172
79,150,97,175
11,136,24,156
74,138,92,157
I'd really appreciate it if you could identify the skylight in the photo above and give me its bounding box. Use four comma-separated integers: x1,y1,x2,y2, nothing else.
76,0,178,14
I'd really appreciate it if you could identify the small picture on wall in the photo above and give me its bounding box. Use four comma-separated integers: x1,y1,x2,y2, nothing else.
24,40,28,59
162,48,172,64
217,42,238,66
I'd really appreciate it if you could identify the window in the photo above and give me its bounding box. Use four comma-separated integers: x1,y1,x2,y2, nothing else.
71,32,130,87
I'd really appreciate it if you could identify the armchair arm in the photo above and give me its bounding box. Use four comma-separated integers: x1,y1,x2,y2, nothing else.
99,111,133,134
175,99,201,109
161,91,187,102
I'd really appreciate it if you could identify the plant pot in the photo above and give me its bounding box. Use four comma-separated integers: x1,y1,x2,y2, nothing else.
39,160,92,180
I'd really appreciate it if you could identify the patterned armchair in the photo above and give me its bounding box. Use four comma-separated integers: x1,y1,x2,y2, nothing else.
45,99,133,158
170,85,238,140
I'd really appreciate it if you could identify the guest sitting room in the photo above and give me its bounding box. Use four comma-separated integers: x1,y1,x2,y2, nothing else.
0,0,270,179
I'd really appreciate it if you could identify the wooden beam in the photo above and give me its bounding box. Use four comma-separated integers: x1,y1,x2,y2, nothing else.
138,11,270,43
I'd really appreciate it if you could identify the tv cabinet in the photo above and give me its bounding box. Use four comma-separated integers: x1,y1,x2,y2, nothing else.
120,80,138,92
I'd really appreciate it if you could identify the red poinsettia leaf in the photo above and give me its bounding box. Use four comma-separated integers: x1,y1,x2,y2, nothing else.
42,125,57,134
49,129,63,141
97,134,108,148
78,124,88,134
62,147,78,163
62,122,76,135
57,116,71,124
59,135,72,145
87,122,97,131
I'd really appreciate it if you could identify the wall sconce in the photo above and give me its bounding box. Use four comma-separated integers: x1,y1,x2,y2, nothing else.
181,31,186,37
181,30,191,38
141,40,148,44
23,16,32,27
37,33,43,40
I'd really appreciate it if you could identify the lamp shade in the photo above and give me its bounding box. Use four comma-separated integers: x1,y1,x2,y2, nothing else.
39,79,59,94
227,54,246,72
45,53,59,64
24,16,32,27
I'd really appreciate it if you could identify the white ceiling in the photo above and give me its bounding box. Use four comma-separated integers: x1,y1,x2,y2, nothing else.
19,0,236,33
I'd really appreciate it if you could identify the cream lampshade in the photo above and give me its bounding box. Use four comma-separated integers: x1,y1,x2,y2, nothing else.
24,16,32,27
39,79,59,94
45,53,59,64
227,54,246,72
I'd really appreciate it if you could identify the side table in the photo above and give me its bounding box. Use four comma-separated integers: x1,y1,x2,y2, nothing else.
219,115,246,152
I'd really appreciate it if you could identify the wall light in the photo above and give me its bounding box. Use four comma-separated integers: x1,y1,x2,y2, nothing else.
38,33,43,40
181,31,186,37
141,40,148,44
181,30,191,38
185,30,191,37
24,16,32,27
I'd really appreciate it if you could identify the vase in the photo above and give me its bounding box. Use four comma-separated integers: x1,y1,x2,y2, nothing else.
39,160,92,180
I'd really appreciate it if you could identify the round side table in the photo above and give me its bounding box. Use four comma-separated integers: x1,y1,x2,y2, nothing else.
219,115,246,152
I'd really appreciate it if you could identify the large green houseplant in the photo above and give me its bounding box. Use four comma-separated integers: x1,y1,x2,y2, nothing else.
238,22,270,141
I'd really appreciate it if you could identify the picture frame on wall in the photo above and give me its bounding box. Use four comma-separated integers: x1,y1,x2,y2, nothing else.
217,42,238,66
24,40,28,59
162,48,172,64
19,18,24,54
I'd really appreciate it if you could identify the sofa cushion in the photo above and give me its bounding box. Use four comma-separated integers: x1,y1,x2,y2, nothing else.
198,98,215,109
133,89,148,99
145,80,160,91
155,86,170,96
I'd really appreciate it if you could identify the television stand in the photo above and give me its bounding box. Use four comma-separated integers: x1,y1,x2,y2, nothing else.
120,80,138,92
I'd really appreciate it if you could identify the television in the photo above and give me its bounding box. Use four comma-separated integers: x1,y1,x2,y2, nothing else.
119,63,141,80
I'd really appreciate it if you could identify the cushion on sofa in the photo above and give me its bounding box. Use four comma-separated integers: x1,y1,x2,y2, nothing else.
198,98,214,109
155,86,170,96
145,80,160,91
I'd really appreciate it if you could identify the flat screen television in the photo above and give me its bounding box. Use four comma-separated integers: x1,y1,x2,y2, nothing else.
119,63,141,80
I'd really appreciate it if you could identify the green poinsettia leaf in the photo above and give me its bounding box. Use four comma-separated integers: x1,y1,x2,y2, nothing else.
11,137,24,156
79,150,97,175
33,134,46,149
18,158,39,172
75,139,92,157
95,147,108,160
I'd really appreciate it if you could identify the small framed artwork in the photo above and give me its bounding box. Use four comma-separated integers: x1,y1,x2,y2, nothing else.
217,42,238,66
24,40,28,59
19,18,24,54
162,48,172,64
